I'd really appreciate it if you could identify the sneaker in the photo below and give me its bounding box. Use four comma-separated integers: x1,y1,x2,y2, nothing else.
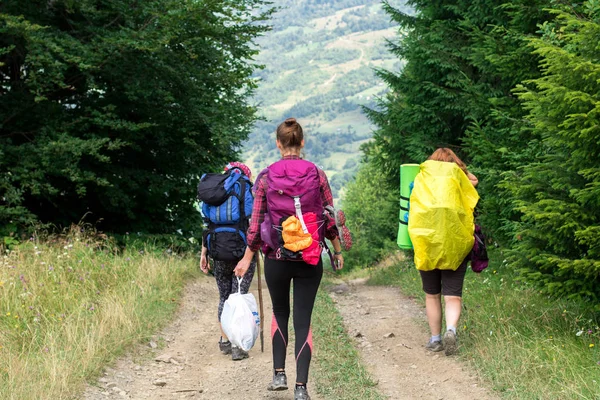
231,346,249,361
425,339,443,352
294,386,311,400
266,372,288,391
443,330,457,356
219,339,232,355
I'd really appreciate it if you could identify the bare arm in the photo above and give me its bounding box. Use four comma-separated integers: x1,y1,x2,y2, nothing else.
200,244,210,274
467,172,478,187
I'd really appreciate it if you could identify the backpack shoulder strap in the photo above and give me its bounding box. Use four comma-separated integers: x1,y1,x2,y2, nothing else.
255,167,269,182
239,178,247,220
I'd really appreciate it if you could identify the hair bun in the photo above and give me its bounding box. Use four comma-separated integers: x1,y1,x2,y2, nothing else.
284,118,297,127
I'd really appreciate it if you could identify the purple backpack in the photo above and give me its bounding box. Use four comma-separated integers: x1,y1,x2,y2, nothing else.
471,225,489,273
259,159,325,260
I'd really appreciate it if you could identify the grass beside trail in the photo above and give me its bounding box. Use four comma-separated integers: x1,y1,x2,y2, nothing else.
0,233,198,400
312,284,384,400
368,250,600,399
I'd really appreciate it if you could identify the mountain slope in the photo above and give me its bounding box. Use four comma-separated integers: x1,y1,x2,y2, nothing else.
243,0,411,198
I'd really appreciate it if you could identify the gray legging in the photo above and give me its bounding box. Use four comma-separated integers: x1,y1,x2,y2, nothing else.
213,259,256,321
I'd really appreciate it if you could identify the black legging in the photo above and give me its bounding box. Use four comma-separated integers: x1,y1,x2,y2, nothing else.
264,258,323,385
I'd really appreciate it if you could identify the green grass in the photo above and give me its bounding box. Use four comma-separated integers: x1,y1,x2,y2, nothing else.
368,250,600,399
0,232,199,399
312,285,384,400
283,41,322,58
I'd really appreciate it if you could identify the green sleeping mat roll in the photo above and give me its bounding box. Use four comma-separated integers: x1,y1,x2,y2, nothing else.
397,163,420,249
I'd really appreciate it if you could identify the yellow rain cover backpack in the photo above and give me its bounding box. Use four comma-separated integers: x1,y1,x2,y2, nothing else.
408,160,479,271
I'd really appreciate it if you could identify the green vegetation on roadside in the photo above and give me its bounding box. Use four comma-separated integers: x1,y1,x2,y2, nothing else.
359,0,600,301
342,160,399,271
0,231,199,400
368,250,600,399
312,285,384,400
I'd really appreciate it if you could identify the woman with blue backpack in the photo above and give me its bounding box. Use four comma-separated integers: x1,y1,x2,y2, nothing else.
234,118,344,400
198,162,256,361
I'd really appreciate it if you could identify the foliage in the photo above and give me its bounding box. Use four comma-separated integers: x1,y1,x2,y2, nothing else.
366,0,548,186
341,160,398,270
509,4,600,301
360,0,600,300
459,1,550,242
0,0,272,236
0,230,198,399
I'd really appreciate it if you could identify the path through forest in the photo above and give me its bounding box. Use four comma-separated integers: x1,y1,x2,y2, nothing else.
331,278,498,399
84,273,498,400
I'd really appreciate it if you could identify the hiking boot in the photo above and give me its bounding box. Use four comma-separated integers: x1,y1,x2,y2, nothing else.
294,386,311,400
425,339,443,352
267,372,288,391
219,339,232,355
443,330,457,356
231,346,249,361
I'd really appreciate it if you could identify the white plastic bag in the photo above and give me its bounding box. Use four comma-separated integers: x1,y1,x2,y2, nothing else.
220,278,260,352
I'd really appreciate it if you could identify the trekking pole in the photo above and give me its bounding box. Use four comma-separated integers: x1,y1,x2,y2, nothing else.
255,252,265,353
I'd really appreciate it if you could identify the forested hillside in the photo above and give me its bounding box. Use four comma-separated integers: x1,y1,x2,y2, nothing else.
243,0,411,198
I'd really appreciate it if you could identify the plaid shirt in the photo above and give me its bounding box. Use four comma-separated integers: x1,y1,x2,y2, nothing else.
247,155,338,252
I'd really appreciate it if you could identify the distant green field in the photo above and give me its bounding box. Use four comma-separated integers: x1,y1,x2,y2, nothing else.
286,41,323,58
313,110,374,135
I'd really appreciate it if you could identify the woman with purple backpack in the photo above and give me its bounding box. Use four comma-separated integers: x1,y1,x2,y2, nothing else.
234,118,344,400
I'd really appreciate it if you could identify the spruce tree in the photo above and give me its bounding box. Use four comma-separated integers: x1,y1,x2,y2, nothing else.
511,3,600,300
367,0,548,242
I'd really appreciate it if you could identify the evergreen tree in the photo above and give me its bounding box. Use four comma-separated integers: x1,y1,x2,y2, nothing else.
461,1,550,242
0,0,271,236
366,0,548,241
366,0,476,177
510,3,600,300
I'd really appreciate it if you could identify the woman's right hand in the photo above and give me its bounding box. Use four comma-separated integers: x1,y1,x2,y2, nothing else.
467,172,479,187
334,253,344,270
234,247,256,277
234,258,251,277
200,254,210,274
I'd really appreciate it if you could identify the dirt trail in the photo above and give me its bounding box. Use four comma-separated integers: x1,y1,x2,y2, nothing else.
84,274,498,400
330,279,499,400
84,275,316,400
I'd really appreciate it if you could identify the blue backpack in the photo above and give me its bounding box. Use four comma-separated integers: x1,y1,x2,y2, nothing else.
198,169,253,262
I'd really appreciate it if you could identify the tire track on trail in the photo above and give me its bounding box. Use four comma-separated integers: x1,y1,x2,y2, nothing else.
329,280,499,400
83,275,321,400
